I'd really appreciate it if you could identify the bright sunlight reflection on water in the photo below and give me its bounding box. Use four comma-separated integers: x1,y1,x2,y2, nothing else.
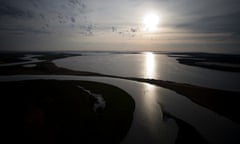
145,52,155,79
143,52,165,138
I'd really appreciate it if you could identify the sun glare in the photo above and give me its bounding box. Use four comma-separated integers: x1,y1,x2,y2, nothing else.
145,52,155,78
143,13,159,32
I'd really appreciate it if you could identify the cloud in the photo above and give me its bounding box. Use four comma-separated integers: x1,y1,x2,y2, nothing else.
0,2,34,19
68,0,83,6
0,26,50,35
68,0,87,12
0,0,239,52
177,11,240,35
71,17,76,23
131,28,137,32
79,24,96,36
0,0,91,36
86,24,94,35
29,0,40,8
112,26,117,32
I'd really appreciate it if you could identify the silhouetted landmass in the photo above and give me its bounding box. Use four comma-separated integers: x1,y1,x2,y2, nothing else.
0,52,28,63
1,80,135,144
0,51,79,65
167,52,240,72
162,110,208,144
0,61,98,76
1,52,240,125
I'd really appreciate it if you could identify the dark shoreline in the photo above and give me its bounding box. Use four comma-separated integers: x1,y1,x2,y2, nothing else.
1,59,240,124
2,80,135,144
167,52,240,72
1,52,240,144
1,52,240,124
162,109,208,144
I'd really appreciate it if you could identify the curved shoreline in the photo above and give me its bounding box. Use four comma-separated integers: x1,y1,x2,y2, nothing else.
1,60,240,123
2,80,135,144
167,52,240,72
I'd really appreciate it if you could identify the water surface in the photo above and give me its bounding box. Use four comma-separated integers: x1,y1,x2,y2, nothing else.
54,52,240,91
1,75,239,144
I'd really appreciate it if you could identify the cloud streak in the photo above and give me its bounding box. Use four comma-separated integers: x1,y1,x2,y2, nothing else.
0,26,50,35
0,0,240,52
177,11,240,34
0,2,34,19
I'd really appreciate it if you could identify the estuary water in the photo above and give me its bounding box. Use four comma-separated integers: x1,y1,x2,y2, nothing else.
1,52,240,144
1,75,240,144
54,52,240,92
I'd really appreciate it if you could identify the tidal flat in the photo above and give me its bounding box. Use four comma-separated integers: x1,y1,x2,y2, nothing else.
1,51,240,144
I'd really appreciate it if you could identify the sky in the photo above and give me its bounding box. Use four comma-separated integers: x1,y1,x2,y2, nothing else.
0,0,240,53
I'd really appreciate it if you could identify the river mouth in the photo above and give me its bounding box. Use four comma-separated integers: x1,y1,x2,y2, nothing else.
1,51,240,144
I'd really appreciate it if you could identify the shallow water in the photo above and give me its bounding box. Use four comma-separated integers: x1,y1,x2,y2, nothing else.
2,51,240,144
0,54,44,67
1,75,240,144
54,53,240,91
78,86,106,112
22,64,37,68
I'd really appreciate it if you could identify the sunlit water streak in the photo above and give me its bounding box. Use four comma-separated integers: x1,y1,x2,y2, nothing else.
54,53,240,91
2,50,240,144
145,52,155,79
1,75,240,144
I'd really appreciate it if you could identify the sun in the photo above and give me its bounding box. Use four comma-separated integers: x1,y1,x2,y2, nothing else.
143,13,159,32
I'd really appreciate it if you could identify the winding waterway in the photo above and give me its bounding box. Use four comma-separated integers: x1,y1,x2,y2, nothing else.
1,52,240,144
1,75,240,144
